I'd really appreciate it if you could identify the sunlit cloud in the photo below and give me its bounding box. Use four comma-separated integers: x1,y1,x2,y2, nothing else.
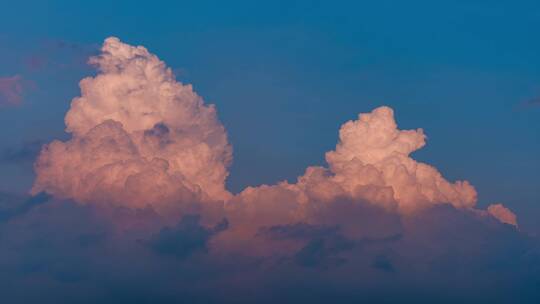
487,203,518,227
4,37,532,303
32,38,232,214
33,37,517,226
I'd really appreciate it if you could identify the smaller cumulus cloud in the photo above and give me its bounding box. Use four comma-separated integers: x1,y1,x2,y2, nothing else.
0,75,25,106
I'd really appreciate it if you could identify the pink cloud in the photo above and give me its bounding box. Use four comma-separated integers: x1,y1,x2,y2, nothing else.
0,75,24,106
23,39,99,72
487,203,518,226
32,37,518,230
14,37,533,302
32,38,232,213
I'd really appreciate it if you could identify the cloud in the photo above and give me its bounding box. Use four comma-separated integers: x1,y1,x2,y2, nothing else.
371,254,396,273
23,39,99,72
487,203,518,227
32,37,232,213
0,193,537,303
0,140,43,164
258,223,355,268
11,37,536,303
0,75,25,106
32,37,498,220
238,106,477,217
524,97,540,107
0,192,50,222
145,215,228,259
514,96,540,111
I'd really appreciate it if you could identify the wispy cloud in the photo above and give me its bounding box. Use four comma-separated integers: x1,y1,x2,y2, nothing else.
525,97,540,107
23,39,99,72
0,75,24,106
0,140,43,164
515,96,540,111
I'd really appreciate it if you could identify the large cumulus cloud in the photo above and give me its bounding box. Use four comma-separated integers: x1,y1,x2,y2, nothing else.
2,37,534,303
32,37,232,213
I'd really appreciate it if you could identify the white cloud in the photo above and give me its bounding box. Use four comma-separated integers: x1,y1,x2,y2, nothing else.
32,37,232,213
32,37,516,227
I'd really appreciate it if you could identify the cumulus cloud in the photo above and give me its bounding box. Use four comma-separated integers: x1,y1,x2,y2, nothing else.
31,36,518,226
0,75,25,106
263,106,478,214
15,37,534,303
32,37,232,213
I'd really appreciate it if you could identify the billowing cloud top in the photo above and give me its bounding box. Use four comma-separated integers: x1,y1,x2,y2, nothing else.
32,37,232,212
288,106,477,212
32,37,514,225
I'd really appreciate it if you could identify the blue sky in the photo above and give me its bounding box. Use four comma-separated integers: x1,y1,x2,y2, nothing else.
0,0,539,231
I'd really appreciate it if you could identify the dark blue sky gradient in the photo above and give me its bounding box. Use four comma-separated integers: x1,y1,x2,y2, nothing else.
0,0,539,231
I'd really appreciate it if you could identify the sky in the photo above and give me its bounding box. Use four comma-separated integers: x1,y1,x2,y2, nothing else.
0,1,539,303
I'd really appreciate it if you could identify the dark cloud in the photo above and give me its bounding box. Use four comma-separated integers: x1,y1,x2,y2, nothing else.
145,215,228,259
0,192,50,222
0,140,43,164
526,97,540,107
0,194,538,303
258,223,354,268
258,222,341,240
143,122,174,147
293,235,354,268
371,254,396,273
